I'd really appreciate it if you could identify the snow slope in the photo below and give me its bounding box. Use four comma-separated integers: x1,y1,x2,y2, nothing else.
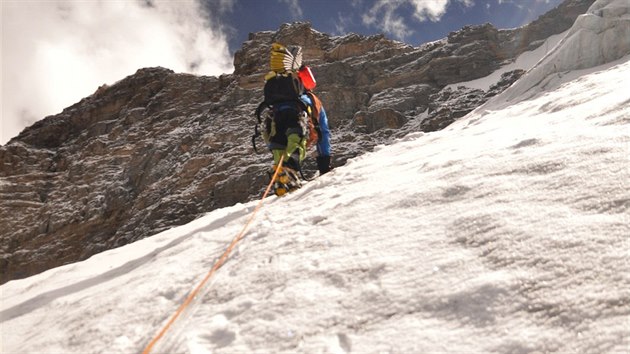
2,1,630,353
489,0,630,108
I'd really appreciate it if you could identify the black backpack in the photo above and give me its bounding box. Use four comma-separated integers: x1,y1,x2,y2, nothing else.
253,72,306,153
263,72,304,105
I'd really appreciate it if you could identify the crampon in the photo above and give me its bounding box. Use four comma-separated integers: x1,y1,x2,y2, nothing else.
271,165,301,196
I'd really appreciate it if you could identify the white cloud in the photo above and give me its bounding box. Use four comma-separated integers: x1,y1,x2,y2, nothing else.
280,0,303,19
362,0,412,40
1,0,234,145
333,12,350,36
362,0,474,40
409,0,450,22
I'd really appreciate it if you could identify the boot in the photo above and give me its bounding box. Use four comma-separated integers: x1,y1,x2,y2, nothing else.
316,155,332,175
272,165,301,196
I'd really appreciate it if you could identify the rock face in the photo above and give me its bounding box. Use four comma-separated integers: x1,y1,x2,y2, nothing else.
0,0,595,284
421,69,526,132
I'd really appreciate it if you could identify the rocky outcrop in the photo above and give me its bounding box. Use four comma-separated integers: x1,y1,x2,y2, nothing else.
0,0,595,284
421,69,526,132
0,68,269,282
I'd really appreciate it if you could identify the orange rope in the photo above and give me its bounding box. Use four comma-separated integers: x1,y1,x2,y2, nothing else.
142,157,284,354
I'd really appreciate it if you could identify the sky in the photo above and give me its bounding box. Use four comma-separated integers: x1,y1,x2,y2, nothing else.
1,0,629,348
214,0,564,50
1,0,564,145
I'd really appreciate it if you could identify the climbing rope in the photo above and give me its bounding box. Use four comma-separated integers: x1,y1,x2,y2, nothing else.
142,157,284,354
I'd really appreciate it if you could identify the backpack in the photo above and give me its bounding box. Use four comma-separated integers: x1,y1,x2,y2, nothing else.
263,71,304,105
253,87,323,154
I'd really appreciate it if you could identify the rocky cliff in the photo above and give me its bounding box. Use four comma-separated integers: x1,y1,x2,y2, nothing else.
0,0,595,284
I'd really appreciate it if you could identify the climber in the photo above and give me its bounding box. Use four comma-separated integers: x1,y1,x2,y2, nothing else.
257,43,332,196
302,87,332,176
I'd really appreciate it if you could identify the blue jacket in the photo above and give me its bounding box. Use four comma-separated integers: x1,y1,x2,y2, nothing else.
300,94,331,157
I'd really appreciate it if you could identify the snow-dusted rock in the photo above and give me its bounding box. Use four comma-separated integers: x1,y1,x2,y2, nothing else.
422,70,525,132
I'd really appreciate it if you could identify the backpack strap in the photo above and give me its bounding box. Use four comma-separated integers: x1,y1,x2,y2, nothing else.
253,101,271,154
255,101,269,124
305,92,323,143
306,92,322,123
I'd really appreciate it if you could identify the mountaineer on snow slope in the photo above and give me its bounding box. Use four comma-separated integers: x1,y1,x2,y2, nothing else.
254,43,332,196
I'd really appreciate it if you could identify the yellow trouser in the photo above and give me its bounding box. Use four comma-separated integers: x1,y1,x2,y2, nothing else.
272,133,307,167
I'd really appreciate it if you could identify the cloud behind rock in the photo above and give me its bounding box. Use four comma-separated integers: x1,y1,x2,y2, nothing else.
1,0,233,144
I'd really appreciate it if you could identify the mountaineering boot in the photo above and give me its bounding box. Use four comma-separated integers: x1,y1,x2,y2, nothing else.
316,155,332,175
271,165,301,196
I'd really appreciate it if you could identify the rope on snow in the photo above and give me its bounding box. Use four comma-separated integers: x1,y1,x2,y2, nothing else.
142,157,285,354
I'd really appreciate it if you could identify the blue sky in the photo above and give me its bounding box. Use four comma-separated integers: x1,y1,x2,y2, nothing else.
206,0,565,54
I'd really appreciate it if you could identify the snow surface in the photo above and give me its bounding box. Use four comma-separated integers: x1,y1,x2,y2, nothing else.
2,1,630,353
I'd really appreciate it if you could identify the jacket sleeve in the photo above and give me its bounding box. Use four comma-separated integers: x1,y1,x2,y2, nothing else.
316,106,331,157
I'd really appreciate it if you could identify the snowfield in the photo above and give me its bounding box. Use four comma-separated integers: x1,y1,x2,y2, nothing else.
1,0,629,353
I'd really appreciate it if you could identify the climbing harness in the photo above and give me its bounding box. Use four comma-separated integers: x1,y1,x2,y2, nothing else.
142,157,285,354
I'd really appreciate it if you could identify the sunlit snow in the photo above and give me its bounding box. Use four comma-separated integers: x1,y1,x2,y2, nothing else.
1,0,629,353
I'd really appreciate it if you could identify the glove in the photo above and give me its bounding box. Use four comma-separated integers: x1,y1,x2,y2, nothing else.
316,155,332,175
